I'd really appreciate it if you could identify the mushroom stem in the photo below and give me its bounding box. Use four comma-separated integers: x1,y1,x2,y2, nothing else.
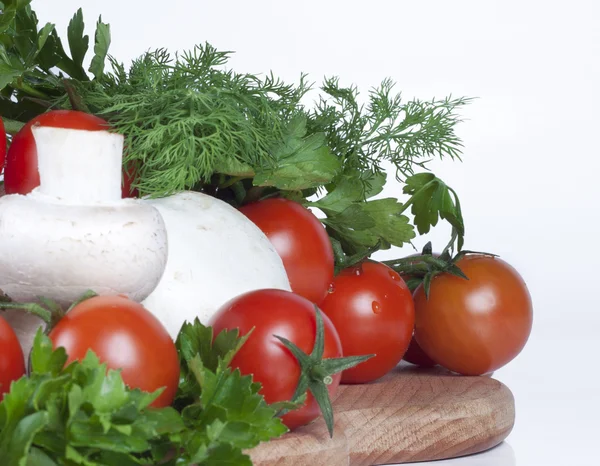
32,126,124,203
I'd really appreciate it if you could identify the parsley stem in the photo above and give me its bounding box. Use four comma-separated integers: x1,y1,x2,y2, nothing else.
219,176,247,189
14,80,49,99
0,302,53,324
398,180,437,215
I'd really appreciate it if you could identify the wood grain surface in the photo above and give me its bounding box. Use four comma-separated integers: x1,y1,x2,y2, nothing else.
249,364,515,465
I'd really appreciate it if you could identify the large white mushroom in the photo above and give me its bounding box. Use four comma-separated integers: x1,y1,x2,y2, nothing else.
0,126,168,354
141,191,291,339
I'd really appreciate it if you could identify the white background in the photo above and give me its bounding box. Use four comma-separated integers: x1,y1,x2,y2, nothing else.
33,1,600,464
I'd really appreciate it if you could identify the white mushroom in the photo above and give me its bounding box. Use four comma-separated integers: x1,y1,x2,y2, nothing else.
0,126,168,354
141,191,291,339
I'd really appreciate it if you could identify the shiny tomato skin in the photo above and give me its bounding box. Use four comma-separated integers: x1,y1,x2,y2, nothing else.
320,261,415,384
0,118,6,172
239,198,334,304
208,289,343,431
0,316,26,401
48,295,180,408
4,110,136,197
414,255,533,376
402,337,437,368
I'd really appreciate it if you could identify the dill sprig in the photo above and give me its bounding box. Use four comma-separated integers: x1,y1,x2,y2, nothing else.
72,45,311,196
309,77,471,182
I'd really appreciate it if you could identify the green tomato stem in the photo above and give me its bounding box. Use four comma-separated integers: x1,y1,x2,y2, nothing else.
0,302,53,324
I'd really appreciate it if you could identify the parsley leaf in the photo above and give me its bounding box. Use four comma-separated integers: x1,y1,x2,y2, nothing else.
0,330,184,465
403,173,465,251
0,322,286,465
88,16,110,79
66,9,89,70
254,114,341,190
174,319,288,464
311,172,416,262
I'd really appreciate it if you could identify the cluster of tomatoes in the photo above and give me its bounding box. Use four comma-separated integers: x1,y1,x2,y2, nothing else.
0,110,533,435
224,196,533,430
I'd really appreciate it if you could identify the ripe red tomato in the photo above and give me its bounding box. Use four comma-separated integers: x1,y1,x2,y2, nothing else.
320,261,415,383
414,255,533,376
402,337,437,368
240,198,334,304
0,118,6,172
4,110,136,198
0,315,26,401
208,289,343,431
48,295,180,408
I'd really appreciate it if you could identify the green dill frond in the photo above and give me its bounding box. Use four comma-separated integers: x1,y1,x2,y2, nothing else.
75,44,311,196
309,77,472,181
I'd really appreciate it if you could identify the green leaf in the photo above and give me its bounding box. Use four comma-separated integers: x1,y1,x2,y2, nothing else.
29,329,67,376
362,199,417,245
0,62,23,90
403,172,436,191
270,393,307,416
254,114,341,190
0,7,16,35
327,204,376,230
176,318,251,403
67,9,88,69
403,173,465,252
35,29,62,72
364,171,387,198
13,5,38,66
0,331,184,464
179,357,287,454
311,174,364,214
36,22,54,51
88,16,110,79
26,447,57,466
311,170,415,263
5,412,49,466
323,197,415,256
190,441,252,466
172,318,286,461
4,0,33,9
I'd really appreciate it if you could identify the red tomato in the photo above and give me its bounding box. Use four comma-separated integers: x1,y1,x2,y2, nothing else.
320,261,415,383
414,255,533,376
208,289,343,431
0,315,26,401
403,337,437,368
0,118,6,172
5,110,136,198
48,295,179,408
240,198,334,304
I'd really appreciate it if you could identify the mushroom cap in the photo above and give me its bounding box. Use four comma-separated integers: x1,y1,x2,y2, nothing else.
141,191,291,339
0,195,168,305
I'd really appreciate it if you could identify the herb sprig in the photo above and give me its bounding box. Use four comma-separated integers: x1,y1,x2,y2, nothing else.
0,322,289,465
0,1,470,261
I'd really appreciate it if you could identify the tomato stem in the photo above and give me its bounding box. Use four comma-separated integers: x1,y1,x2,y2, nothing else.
310,365,330,383
382,253,447,272
275,306,374,437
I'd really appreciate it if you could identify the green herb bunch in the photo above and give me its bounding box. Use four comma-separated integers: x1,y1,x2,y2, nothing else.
0,323,287,465
0,0,469,267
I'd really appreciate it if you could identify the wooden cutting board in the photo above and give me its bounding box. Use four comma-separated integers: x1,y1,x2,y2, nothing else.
248,363,515,466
